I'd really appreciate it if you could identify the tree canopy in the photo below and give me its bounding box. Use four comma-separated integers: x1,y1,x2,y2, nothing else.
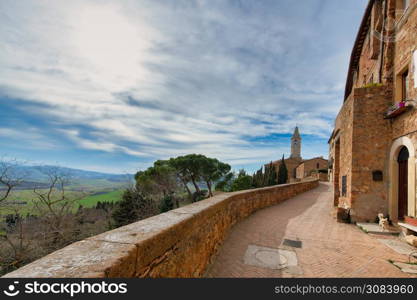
231,170,252,191
135,154,231,207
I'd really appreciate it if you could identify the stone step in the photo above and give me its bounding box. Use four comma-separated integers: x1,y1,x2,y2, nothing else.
356,222,400,236
378,239,417,256
398,222,417,234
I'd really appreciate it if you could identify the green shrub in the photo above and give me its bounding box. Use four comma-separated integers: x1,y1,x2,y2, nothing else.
159,194,174,213
361,82,383,88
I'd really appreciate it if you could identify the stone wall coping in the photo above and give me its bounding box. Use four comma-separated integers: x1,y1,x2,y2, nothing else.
3,179,318,278
353,85,387,98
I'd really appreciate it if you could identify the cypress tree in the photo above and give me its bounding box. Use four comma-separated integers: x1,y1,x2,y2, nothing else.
277,155,288,184
159,194,174,213
268,162,277,186
263,164,270,187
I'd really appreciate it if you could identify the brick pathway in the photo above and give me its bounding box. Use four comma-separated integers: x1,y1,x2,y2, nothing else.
206,183,417,278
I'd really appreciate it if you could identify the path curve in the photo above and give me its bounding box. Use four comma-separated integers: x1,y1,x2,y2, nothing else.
207,183,416,278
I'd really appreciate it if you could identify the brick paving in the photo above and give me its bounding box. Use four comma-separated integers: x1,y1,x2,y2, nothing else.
206,183,417,278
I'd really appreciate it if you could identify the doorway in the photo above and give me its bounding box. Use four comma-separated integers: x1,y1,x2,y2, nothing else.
398,146,409,220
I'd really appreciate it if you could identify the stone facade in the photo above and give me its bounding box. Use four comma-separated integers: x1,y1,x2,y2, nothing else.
296,157,329,179
270,127,328,182
2,180,319,278
329,0,417,223
315,172,329,182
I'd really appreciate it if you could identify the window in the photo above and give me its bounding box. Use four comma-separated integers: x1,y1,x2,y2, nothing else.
316,163,320,169
372,170,383,181
396,65,411,102
402,69,409,100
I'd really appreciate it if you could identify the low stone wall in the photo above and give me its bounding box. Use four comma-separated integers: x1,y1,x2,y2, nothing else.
316,173,329,182
3,180,319,278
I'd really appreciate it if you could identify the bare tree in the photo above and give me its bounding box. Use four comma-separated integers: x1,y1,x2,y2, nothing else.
31,166,84,245
0,158,30,273
0,206,31,272
0,158,24,204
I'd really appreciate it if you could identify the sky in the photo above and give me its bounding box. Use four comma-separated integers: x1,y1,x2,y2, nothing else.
0,0,368,174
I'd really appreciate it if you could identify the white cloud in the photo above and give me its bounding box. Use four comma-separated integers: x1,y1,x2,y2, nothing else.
0,0,363,172
0,127,57,150
60,129,146,157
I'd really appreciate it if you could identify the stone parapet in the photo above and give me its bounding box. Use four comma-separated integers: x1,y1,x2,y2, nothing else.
3,180,319,278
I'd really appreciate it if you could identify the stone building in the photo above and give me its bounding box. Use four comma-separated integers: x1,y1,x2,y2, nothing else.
328,0,417,227
296,157,329,179
269,127,328,181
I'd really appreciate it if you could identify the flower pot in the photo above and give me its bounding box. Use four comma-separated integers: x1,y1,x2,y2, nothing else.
404,216,417,227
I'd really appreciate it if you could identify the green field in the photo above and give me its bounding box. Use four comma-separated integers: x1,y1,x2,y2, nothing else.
66,178,129,191
0,188,124,216
77,189,124,208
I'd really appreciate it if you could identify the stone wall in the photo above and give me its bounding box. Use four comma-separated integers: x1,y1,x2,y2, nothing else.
305,158,328,177
391,1,417,140
296,158,328,179
393,0,417,103
316,172,329,182
295,163,305,179
330,0,417,222
3,180,319,278
330,85,393,222
356,13,381,88
350,86,392,221
332,93,354,209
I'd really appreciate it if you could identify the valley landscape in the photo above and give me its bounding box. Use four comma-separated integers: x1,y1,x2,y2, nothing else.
0,165,130,216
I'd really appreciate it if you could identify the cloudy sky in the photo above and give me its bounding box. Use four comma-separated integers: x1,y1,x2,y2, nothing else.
0,0,367,174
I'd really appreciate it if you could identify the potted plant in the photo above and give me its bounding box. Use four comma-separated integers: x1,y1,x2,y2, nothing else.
384,100,408,119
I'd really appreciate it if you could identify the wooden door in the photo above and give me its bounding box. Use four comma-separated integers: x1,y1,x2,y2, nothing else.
398,147,409,220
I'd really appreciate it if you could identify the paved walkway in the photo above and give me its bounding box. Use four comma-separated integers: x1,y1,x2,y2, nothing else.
207,183,417,278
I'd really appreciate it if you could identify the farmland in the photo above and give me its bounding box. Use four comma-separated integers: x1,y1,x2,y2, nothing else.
78,189,124,207
0,178,128,216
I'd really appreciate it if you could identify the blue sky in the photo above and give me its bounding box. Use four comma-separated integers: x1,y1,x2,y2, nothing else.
0,0,367,174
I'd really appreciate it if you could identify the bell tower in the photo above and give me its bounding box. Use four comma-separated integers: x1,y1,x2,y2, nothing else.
290,126,302,160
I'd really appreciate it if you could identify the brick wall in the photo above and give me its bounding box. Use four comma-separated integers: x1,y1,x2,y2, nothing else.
330,0,417,222
350,86,392,221
392,1,417,141
2,180,319,278
333,93,354,209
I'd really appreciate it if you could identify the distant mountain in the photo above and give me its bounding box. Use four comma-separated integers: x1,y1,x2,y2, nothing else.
10,165,133,184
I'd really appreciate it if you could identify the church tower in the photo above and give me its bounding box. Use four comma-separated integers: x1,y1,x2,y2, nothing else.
290,126,302,160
